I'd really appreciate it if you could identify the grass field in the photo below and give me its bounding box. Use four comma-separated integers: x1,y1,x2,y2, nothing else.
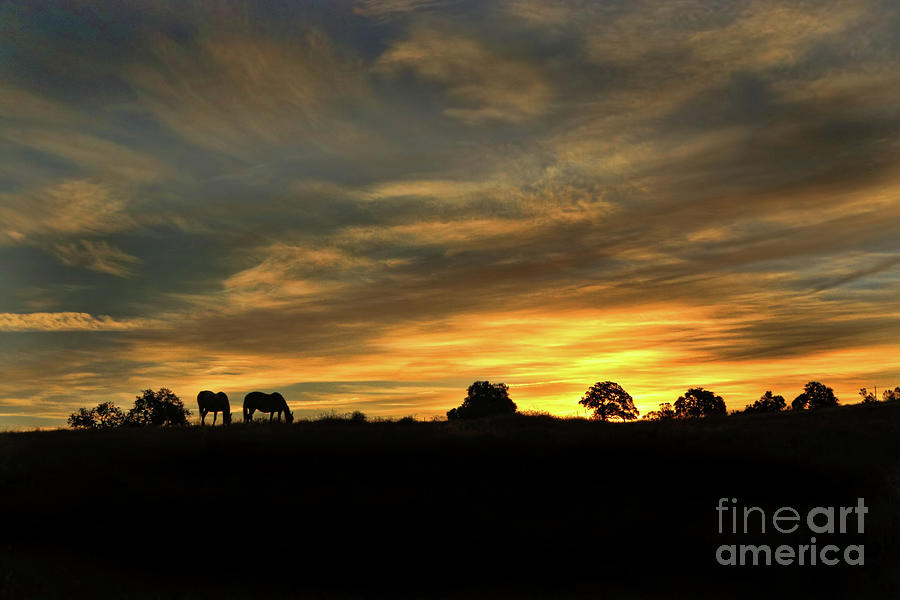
1,402,898,598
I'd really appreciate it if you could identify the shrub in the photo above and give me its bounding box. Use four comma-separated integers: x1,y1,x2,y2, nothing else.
67,401,125,429
743,391,787,413
643,403,676,421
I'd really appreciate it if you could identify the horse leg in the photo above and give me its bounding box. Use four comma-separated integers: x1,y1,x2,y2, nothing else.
213,411,217,425
269,412,274,422
200,409,206,425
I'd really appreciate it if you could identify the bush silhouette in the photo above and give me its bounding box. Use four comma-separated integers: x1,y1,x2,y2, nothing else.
857,386,900,403
859,388,878,404
674,388,726,418
882,386,900,402
125,388,191,426
447,381,516,420
791,381,838,410
743,391,786,414
579,381,639,421
67,401,125,429
643,402,676,421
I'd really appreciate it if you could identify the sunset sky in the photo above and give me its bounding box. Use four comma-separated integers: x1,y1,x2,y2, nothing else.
1,0,898,428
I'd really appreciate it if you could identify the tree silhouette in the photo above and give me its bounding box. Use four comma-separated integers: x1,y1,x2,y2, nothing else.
859,388,878,404
643,402,675,421
67,401,125,429
447,381,516,420
125,388,191,426
882,386,900,402
858,386,900,403
673,388,726,418
791,381,838,410
743,391,786,414
579,381,639,421
68,407,95,428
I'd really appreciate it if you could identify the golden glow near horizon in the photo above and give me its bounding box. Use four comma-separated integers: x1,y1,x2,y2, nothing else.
0,1,898,427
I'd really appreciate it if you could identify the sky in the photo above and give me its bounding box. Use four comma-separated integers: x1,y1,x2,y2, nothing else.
1,0,898,428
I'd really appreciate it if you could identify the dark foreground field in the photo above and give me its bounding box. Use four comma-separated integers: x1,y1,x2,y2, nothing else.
2,403,899,599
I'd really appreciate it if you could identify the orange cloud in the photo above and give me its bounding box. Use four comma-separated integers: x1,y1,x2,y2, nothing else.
377,27,552,123
0,312,152,331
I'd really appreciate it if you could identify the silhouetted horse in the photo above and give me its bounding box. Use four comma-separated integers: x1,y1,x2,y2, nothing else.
197,391,231,425
243,391,293,423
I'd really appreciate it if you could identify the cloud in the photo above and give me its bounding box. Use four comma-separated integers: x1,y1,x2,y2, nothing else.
0,312,151,331
810,254,900,292
1,129,171,184
502,0,580,26
0,179,143,275
685,1,865,70
0,83,80,126
216,245,359,309
127,29,369,156
363,179,497,201
377,28,552,123
0,179,134,243
353,0,453,19
50,240,141,277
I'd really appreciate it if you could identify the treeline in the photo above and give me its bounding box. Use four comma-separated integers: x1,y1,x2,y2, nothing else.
642,381,846,421
67,380,900,430
610,380,900,421
445,380,900,422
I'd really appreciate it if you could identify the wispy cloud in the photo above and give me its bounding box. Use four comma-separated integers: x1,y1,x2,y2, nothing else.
353,0,454,19
127,29,369,156
0,179,134,243
50,240,141,277
2,129,171,184
0,179,143,276
377,27,552,123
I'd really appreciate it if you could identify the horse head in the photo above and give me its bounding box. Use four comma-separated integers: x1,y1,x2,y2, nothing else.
286,411,294,424
224,411,232,425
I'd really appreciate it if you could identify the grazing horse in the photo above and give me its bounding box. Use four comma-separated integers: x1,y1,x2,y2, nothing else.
197,391,231,425
243,391,293,423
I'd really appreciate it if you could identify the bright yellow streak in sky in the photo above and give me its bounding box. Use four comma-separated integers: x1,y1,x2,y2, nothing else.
36,304,890,423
